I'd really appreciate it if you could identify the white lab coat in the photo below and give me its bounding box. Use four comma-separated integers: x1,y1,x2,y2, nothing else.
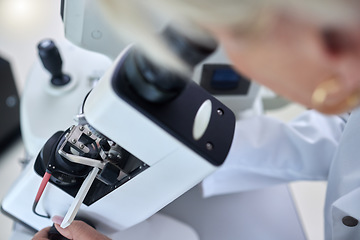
202,108,357,240
325,109,360,240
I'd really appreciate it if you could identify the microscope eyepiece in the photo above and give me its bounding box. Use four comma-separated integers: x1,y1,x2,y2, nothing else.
122,26,217,104
162,27,217,67
123,49,188,103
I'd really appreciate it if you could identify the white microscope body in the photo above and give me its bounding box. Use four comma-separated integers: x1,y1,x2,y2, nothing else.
3,43,236,236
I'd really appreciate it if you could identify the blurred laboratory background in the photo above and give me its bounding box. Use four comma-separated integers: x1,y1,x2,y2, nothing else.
0,0,326,239
0,1,65,239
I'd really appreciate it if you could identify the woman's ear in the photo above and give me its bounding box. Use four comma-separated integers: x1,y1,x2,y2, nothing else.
310,28,360,114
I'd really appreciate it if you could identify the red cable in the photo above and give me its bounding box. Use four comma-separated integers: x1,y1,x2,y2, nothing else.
35,171,51,202
33,171,52,218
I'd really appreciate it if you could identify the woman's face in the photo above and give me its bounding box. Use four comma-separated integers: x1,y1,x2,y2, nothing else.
205,16,360,114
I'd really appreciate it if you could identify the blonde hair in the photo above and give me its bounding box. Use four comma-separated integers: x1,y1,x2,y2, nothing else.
98,0,356,72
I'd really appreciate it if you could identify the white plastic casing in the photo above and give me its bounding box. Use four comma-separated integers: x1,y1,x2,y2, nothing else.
62,0,127,60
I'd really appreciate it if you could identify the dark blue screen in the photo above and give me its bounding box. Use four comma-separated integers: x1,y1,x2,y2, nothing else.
211,68,240,89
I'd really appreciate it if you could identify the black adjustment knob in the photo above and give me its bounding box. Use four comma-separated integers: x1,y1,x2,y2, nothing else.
48,224,69,240
99,139,111,151
38,39,71,86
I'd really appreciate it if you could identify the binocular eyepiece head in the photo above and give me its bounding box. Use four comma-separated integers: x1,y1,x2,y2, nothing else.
125,26,217,104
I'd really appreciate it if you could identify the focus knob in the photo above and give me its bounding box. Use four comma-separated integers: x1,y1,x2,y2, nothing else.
38,39,71,86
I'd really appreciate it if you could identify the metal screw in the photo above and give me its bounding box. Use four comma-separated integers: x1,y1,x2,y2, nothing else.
79,126,85,131
79,144,85,149
71,139,77,144
87,131,92,136
206,142,214,151
217,108,224,116
116,154,121,159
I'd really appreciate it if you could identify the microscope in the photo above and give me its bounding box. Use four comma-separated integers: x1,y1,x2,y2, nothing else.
2,1,263,239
